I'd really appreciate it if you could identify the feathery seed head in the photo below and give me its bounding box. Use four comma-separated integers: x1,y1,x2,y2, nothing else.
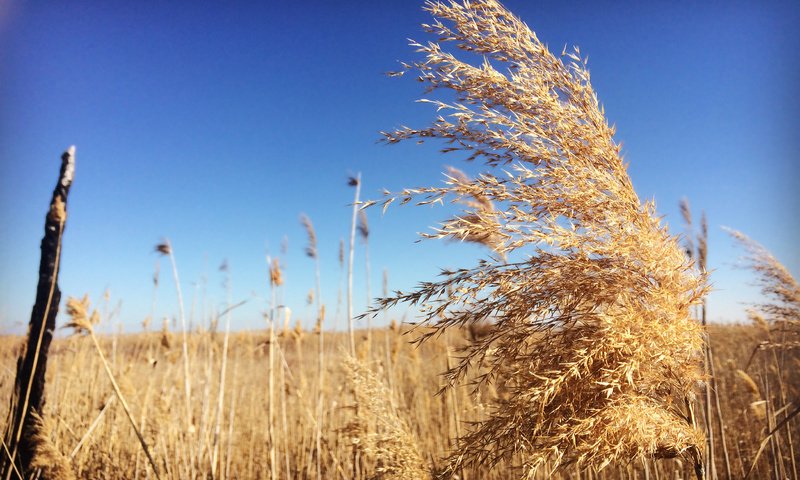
270,258,284,287
372,0,710,473
357,210,370,241
65,294,99,334
300,214,318,259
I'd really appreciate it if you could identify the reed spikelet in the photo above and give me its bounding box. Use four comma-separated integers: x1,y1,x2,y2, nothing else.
65,295,161,479
727,228,800,350
64,295,100,333
441,166,504,254
373,0,708,475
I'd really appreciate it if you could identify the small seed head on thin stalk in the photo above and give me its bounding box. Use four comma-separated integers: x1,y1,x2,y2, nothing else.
357,210,370,242
300,214,318,259
65,295,99,334
155,242,171,256
270,258,284,287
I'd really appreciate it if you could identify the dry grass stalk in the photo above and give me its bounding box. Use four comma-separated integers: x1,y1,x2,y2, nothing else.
343,355,429,480
358,209,374,349
372,0,709,476
155,240,194,438
680,199,731,479
347,174,362,356
0,322,793,479
65,295,162,480
336,238,346,331
267,255,280,479
300,213,324,480
727,229,799,479
212,262,234,479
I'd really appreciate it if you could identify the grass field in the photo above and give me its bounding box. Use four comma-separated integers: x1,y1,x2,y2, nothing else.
1,323,797,479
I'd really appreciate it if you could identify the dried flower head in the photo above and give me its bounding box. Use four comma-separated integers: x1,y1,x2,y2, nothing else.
155,241,171,256
372,0,708,474
293,319,305,341
306,288,315,306
726,228,799,351
313,305,326,334
357,210,370,241
300,214,318,259
270,258,284,287
65,295,100,334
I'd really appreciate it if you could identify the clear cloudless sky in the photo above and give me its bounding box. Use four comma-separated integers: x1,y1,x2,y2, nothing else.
1,0,798,335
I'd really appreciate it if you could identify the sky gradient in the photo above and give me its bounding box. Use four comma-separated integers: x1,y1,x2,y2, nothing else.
1,1,798,335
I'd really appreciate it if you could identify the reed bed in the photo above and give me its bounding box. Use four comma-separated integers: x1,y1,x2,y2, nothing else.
0,324,797,479
2,1,797,479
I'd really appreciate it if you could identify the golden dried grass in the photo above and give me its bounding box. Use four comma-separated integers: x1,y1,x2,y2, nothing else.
371,0,709,475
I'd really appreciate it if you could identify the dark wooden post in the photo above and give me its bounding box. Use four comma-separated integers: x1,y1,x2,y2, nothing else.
2,146,75,479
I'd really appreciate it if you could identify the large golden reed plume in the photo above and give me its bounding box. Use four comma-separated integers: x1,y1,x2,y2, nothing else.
370,1,709,476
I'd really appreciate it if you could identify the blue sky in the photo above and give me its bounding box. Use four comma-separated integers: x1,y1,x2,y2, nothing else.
1,1,798,335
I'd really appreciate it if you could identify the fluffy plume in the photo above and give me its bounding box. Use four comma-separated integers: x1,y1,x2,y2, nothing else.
24,411,75,480
358,210,370,241
727,228,799,350
373,0,708,475
270,258,284,287
300,214,318,259
64,295,100,334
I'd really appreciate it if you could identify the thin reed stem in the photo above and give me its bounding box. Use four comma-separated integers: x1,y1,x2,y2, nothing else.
212,267,233,479
165,242,193,435
347,173,361,356
88,330,161,480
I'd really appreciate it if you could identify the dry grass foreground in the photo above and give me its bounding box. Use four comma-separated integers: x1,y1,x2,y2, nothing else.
0,325,797,479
